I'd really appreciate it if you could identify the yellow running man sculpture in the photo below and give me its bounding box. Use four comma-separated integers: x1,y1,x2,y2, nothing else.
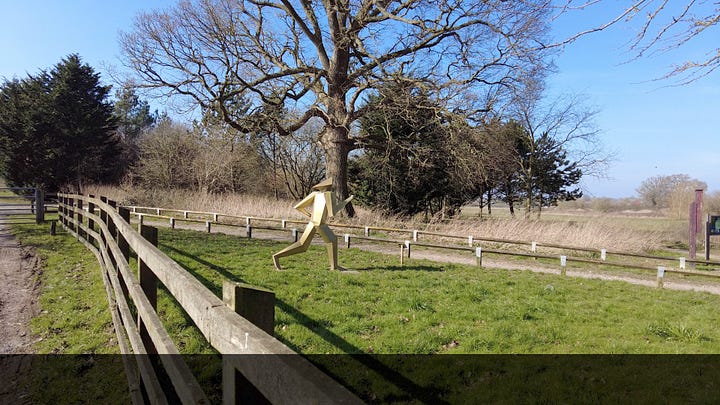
272,179,353,271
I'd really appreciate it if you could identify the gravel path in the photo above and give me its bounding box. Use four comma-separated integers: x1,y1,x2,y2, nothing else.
0,224,39,354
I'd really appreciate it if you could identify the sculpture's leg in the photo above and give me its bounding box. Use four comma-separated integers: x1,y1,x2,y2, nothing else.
272,224,316,270
317,224,341,270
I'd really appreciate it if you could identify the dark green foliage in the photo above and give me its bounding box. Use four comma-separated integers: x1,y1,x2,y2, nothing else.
0,54,121,191
351,81,478,219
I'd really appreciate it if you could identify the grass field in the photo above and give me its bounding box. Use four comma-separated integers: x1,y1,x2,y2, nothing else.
9,213,720,402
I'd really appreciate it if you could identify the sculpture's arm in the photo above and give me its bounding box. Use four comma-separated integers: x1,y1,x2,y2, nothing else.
293,193,316,217
329,194,354,218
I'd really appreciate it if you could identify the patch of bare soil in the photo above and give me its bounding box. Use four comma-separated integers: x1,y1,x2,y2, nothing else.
0,223,40,404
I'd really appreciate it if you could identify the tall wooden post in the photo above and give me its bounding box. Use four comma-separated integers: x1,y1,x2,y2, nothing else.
222,281,275,405
689,202,697,267
34,188,45,224
138,225,159,354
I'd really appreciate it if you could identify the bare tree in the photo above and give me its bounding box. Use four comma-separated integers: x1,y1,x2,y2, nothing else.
502,72,610,217
553,1,719,83
120,0,554,215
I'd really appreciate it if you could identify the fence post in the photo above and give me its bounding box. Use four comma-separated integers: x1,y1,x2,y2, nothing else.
246,225,252,239
221,280,276,404
138,225,159,353
292,228,298,242
468,235,473,247
76,198,84,241
170,217,176,229
657,266,665,289
34,188,45,224
560,256,567,276
600,249,607,261
679,257,686,269
206,221,212,233
87,195,95,234
405,241,411,258
118,207,131,262
344,234,350,249
117,205,131,301
476,247,483,267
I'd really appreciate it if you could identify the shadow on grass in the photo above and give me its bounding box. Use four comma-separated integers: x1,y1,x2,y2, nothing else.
157,244,451,404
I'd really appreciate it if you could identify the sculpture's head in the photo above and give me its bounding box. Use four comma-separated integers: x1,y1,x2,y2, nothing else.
312,178,333,191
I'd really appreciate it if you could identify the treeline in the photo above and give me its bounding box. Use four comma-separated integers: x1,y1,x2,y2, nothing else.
1,56,584,220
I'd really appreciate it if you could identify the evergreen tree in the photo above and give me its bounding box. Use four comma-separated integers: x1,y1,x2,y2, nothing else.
0,54,121,191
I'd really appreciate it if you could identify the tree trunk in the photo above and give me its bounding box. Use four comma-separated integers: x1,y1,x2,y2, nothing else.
321,126,355,217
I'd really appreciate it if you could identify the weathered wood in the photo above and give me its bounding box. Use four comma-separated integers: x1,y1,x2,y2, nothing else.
34,188,44,224
139,225,159,355
222,281,275,336
62,194,361,404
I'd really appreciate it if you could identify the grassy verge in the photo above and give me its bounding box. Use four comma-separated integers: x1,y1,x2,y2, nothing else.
9,222,128,404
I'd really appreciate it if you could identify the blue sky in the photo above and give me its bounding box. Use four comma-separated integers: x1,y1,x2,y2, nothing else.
1,1,718,198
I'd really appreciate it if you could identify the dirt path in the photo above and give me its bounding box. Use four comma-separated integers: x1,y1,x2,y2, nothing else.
0,223,39,404
0,223,40,354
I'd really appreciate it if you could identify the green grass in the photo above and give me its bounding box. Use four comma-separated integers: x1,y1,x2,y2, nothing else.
9,220,720,403
156,228,720,355
9,222,128,404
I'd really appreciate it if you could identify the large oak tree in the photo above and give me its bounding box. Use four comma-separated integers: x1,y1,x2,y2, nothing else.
120,0,553,215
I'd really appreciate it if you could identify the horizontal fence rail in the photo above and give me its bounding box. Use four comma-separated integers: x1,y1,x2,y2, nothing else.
0,187,56,225
57,194,361,405
124,205,720,284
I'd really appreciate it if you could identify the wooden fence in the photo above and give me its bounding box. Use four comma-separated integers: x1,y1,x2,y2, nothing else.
0,187,53,225
56,194,361,405
124,205,720,286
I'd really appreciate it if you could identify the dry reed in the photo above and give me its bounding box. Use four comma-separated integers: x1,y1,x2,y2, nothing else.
83,184,686,253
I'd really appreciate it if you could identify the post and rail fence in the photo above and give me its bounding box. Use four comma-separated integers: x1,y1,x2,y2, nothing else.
124,204,720,284
0,187,56,225
56,193,361,405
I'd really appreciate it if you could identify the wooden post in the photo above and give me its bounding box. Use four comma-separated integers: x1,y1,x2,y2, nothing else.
220,280,276,405
76,199,84,241
404,241,411,258
292,228,298,243
206,221,212,233
344,234,350,249
50,220,56,236
657,266,665,288
222,281,275,336
475,247,483,267
138,225,159,354
170,217,176,229
689,202,697,267
399,244,405,266
560,256,567,276
87,195,95,233
118,207,131,262
34,188,45,224
706,215,711,261
246,225,252,239
117,206,131,302
600,249,607,261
